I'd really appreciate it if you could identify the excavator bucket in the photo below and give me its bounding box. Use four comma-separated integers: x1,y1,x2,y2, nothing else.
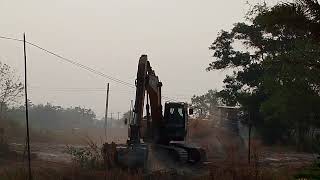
116,143,148,169
102,142,148,169
102,142,117,169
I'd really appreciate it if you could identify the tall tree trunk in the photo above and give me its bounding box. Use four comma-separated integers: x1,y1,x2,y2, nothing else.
0,102,3,119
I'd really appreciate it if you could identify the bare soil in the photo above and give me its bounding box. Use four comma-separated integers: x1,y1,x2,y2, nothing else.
0,120,316,179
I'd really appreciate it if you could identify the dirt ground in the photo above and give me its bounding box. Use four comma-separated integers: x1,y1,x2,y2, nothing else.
6,120,317,167
1,120,316,179
187,119,316,169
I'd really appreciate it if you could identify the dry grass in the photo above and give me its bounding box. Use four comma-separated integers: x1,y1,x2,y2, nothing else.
187,119,308,180
0,119,312,179
0,162,298,180
0,166,145,180
198,141,298,180
0,144,306,180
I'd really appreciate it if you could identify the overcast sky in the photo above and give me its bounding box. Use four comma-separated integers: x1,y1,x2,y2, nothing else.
0,0,278,118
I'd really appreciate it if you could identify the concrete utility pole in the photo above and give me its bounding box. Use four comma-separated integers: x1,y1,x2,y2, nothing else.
104,83,110,141
23,33,32,180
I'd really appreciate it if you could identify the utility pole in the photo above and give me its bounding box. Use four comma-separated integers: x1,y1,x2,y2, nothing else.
23,33,32,180
248,112,252,164
117,112,120,121
104,83,109,141
111,112,113,120
129,100,133,125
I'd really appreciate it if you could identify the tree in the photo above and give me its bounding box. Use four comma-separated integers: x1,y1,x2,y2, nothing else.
0,62,24,116
207,1,320,145
191,89,222,118
7,102,98,130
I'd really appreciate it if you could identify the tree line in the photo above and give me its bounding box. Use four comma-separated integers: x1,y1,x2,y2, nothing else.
0,61,128,130
5,102,98,130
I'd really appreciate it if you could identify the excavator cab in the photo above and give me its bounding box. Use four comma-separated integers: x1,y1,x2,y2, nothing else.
163,102,189,142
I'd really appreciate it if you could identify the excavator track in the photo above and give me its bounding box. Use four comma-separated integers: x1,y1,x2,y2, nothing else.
157,143,206,164
171,143,207,164
171,147,188,163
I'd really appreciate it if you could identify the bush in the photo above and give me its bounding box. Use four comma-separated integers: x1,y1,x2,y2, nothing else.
66,138,104,170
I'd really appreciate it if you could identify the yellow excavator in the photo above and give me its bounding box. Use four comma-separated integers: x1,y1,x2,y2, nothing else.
114,55,206,168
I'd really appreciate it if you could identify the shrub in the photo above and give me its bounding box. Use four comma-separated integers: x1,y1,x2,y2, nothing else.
66,138,104,170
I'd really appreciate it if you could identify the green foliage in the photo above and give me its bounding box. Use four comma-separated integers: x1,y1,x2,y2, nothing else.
66,141,104,170
6,102,98,130
207,1,320,146
0,62,24,116
191,89,222,118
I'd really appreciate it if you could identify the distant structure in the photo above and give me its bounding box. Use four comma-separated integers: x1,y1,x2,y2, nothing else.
211,106,240,135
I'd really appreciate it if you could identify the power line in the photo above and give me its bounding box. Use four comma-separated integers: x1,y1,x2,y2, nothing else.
0,36,135,88
0,35,182,102
27,41,136,88
0,36,23,42
30,86,183,101
29,86,132,92
29,89,180,101
29,86,187,101
29,87,188,101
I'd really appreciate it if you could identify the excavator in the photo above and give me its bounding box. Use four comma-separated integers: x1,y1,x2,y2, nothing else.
115,55,206,168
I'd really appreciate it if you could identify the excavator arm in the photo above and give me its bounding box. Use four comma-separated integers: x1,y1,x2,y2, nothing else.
145,60,164,142
129,55,163,143
129,55,147,144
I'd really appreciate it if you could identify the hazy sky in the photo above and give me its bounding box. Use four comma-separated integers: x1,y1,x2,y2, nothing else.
0,0,277,118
